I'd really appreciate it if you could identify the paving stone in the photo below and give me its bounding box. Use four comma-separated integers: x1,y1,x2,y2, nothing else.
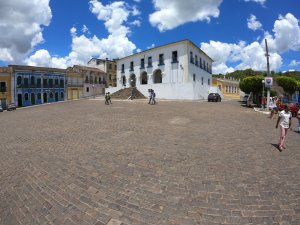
0,99,300,224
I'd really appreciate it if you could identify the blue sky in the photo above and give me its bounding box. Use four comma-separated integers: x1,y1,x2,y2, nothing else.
0,0,299,74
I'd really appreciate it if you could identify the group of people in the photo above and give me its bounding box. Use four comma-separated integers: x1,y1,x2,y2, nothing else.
105,92,112,105
148,89,157,105
272,98,300,152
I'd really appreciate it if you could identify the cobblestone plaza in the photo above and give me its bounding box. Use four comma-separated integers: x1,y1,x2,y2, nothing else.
0,99,300,225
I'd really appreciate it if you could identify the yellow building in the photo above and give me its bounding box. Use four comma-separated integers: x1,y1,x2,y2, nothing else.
66,65,106,100
0,67,13,109
212,77,241,99
87,58,117,87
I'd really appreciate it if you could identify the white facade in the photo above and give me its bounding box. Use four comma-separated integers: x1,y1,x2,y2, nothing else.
106,40,213,100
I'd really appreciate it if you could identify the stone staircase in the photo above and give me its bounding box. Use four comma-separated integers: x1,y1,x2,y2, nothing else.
110,87,146,99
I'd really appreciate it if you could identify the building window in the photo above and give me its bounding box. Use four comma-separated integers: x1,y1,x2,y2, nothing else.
193,74,196,82
37,93,41,100
0,82,6,92
49,79,53,88
140,58,145,69
89,76,93,84
195,55,198,66
109,64,112,70
200,58,202,69
172,51,178,63
24,78,29,88
206,63,209,72
130,61,134,71
54,78,59,87
201,77,204,85
109,74,112,80
50,92,53,99
99,77,102,84
60,79,64,88
190,52,194,64
147,57,152,67
158,54,164,66
61,92,64,99
86,87,89,92
203,60,206,70
17,76,22,87
37,78,41,88
85,76,88,83
24,93,29,101
208,78,210,85
121,64,125,73
30,76,35,87
43,79,47,88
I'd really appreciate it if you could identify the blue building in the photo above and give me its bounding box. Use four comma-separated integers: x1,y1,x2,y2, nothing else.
10,65,66,107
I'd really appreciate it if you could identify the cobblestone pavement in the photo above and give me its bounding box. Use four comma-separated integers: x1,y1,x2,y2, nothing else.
0,98,300,225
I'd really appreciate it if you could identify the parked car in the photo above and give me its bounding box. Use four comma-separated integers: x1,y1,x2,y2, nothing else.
7,103,16,111
208,93,221,102
0,105,3,112
290,102,300,117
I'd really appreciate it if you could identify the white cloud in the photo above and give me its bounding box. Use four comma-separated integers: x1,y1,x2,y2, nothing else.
289,60,300,67
247,14,262,31
244,0,266,5
147,43,155,49
0,0,52,63
129,20,141,27
133,0,141,2
25,1,138,68
149,0,223,32
82,25,89,34
201,40,282,74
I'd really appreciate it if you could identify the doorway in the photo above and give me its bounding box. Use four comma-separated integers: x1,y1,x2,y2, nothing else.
43,92,47,103
17,94,22,107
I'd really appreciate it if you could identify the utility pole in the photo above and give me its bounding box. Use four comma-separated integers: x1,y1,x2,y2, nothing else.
265,39,270,111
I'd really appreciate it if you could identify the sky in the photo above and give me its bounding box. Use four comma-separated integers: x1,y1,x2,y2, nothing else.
0,0,300,74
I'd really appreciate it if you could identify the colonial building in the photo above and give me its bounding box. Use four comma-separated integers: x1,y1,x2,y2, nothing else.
106,40,213,100
8,65,66,107
87,58,117,87
212,77,241,99
0,67,13,109
66,65,106,100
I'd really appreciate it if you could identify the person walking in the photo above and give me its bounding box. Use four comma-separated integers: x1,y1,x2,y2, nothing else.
105,92,112,105
152,90,157,105
268,97,278,119
148,89,152,104
276,105,292,151
107,92,112,104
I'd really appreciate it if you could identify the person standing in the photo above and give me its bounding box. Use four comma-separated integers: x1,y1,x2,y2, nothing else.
297,108,300,133
276,105,292,151
152,90,156,105
268,97,278,119
107,92,112,104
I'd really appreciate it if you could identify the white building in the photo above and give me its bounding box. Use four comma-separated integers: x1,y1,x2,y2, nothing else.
106,40,214,100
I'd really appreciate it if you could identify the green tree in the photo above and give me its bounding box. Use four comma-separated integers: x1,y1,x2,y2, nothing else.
276,76,298,97
239,76,264,94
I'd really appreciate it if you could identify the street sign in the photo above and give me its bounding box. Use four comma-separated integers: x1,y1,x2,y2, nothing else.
264,77,273,88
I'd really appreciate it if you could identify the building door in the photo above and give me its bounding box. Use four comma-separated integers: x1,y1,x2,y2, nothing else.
55,92,59,101
43,93,47,103
31,93,35,105
0,98,6,109
17,94,22,107
130,74,136,87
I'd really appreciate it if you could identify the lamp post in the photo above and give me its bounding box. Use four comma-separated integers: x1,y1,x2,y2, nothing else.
92,84,95,98
262,80,265,109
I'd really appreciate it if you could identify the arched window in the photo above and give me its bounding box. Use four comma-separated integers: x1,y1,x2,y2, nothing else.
37,93,41,100
153,69,162,84
24,78,29,88
141,72,148,85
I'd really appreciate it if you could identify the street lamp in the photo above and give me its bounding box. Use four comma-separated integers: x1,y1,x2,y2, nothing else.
92,84,95,98
262,80,265,109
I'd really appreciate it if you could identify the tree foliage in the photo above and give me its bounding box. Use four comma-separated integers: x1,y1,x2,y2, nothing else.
239,76,264,94
276,76,298,95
